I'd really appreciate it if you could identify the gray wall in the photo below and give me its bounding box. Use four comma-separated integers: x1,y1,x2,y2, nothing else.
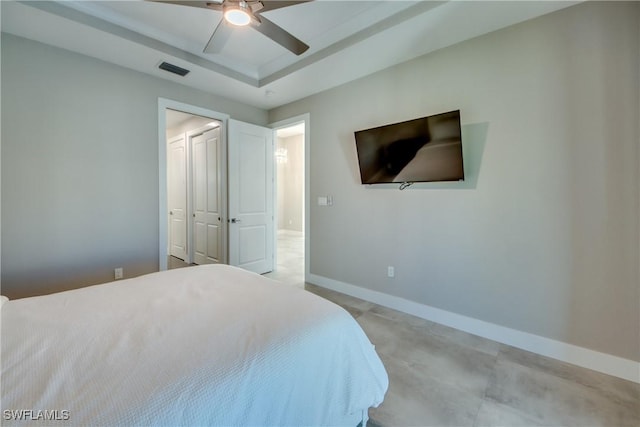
270,2,640,362
1,34,267,299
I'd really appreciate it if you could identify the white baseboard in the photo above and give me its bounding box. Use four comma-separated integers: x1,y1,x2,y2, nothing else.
307,273,640,384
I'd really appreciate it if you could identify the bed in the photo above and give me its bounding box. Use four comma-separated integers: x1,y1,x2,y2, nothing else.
1,264,388,426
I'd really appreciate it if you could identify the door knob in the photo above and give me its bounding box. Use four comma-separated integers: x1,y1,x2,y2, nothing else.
230,218,241,223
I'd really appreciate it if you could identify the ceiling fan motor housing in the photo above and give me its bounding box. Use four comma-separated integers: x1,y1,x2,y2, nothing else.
223,1,254,26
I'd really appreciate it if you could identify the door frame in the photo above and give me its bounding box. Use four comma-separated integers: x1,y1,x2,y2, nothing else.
269,113,310,282
158,98,229,271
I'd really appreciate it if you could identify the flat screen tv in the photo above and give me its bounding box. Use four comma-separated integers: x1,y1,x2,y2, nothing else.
354,110,464,185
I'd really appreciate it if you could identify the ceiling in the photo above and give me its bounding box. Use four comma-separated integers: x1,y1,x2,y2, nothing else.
1,0,579,109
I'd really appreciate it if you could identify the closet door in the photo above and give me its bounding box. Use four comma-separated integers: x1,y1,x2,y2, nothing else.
168,135,187,261
192,127,224,264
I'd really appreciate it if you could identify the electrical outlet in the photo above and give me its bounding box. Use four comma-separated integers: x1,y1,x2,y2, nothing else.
387,266,395,278
114,268,124,280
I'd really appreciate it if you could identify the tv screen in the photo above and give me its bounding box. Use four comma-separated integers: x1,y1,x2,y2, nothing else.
354,110,464,184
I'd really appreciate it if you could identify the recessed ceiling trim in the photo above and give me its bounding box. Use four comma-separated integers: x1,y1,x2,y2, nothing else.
20,0,259,86
19,0,445,89
6,0,583,110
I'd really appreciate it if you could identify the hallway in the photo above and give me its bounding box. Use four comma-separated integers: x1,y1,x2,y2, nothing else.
264,229,304,287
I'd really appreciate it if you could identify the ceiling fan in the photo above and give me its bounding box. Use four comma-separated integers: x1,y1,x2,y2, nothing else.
149,1,311,55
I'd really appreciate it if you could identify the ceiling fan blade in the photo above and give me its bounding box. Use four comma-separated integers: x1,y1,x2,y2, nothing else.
252,15,309,55
258,1,312,13
203,19,234,54
147,0,223,11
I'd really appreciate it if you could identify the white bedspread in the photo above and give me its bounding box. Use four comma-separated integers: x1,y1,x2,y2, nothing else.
1,265,388,426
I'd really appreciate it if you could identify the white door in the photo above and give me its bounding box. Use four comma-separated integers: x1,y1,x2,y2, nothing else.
168,135,187,260
191,127,224,264
228,120,274,274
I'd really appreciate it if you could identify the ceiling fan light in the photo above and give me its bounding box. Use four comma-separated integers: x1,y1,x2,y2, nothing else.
224,5,251,26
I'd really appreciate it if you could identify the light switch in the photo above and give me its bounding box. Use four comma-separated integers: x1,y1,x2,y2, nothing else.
318,196,334,206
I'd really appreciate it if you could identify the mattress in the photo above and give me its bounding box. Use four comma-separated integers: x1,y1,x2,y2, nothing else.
1,264,388,426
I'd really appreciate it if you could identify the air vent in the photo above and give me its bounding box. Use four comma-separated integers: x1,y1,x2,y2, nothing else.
158,62,190,77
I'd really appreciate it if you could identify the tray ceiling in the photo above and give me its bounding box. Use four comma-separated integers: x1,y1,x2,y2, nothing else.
1,1,579,109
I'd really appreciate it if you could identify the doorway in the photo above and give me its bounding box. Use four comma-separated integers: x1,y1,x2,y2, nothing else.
158,98,276,274
165,109,225,267
269,121,306,286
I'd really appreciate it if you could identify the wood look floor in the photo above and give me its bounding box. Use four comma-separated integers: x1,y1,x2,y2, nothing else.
176,231,640,427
